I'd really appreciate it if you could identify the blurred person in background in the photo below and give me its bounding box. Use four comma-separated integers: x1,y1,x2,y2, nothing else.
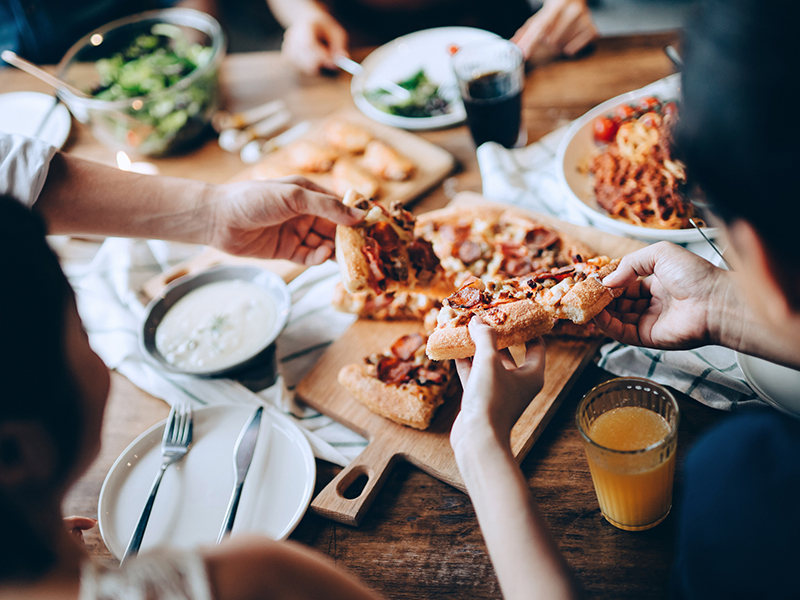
267,0,597,74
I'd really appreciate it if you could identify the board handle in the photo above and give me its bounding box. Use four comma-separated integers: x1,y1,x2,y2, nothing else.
310,440,397,526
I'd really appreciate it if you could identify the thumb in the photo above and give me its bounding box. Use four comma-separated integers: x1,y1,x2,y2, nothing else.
468,316,498,362
286,188,365,226
602,243,670,288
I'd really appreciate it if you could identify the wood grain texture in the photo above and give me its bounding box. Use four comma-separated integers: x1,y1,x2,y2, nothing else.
297,193,647,525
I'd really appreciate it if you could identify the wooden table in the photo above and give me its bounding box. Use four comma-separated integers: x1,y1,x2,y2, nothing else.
3,32,727,599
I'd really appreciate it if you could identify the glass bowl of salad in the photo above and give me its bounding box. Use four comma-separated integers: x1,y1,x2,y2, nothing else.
56,8,225,157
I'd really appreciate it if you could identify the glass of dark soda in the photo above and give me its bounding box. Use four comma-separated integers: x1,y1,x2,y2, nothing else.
452,39,525,149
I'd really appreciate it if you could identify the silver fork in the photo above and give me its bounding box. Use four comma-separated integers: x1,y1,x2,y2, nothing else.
121,403,193,564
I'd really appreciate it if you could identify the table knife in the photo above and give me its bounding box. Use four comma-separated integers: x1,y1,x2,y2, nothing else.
217,406,263,544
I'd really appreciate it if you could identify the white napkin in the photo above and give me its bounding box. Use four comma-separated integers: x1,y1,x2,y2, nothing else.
66,237,367,466
475,76,763,411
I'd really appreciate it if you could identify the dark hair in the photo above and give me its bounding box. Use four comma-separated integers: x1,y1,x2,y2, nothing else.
0,197,83,580
677,0,800,260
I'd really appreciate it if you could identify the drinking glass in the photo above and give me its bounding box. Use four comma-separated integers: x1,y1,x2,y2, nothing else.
577,377,679,531
452,39,525,149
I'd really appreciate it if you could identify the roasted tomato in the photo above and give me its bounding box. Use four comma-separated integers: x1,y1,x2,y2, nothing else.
391,333,425,361
638,96,661,112
593,116,619,144
639,111,662,129
663,101,678,117
615,104,639,121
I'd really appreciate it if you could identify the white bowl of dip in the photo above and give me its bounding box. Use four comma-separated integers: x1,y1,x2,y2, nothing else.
141,266,292,377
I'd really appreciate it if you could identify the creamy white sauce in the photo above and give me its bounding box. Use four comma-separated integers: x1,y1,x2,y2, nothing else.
156,280,277,373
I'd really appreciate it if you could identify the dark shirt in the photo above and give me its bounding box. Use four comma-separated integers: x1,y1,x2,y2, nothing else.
0,0,179,64
672,409,800,599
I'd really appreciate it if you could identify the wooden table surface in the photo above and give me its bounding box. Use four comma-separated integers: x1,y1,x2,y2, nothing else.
3,31,728,599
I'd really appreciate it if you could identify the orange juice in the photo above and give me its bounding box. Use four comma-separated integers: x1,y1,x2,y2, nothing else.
585,406,676,530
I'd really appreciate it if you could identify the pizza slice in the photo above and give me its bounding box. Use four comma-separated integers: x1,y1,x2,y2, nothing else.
338,332,455,430
335,190,455,296
426,256,622,360
331,283,440,326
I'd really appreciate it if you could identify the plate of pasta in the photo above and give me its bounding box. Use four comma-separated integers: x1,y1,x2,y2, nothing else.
556,74,718,242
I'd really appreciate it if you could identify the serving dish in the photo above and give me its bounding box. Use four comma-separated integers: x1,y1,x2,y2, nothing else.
736,352,800,418
56,8,225,157
140,265,291,377
351,26,500,131
556,74,718,242
98,404,315,557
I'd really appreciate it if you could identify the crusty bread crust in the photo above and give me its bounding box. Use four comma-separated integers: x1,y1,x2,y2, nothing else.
335,225,370,293
558,260,623,324
426,299,555,360
338,363,447,430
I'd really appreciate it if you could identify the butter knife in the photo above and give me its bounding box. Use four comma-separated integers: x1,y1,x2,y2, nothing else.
217,406,263,544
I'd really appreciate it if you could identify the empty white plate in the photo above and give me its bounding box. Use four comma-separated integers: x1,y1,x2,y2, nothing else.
737,352,800,418
98,404,315,558
0,91,71,148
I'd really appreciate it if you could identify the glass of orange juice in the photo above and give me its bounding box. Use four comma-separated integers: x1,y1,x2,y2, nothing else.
577,377,679,531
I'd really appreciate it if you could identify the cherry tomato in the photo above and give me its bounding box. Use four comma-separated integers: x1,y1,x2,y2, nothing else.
593,116,619,144
638,96,661,111
639,112,661,128
615,104,639,121
663,101,678,117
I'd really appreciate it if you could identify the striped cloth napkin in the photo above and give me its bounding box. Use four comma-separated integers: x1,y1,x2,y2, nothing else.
62,237,368,466
475,82,763,410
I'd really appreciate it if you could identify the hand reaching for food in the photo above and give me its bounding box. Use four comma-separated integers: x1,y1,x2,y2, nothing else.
512,0,598,63
281,6,349,74
594,242,730,350
451,317,546,448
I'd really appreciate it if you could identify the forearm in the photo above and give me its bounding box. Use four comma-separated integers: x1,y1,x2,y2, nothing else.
266,0,327,27
708,271,800,368
454,427,578,600
34,152,216,244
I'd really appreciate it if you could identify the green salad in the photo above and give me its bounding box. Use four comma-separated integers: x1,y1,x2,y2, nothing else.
89,23,218,156
365,69,451,118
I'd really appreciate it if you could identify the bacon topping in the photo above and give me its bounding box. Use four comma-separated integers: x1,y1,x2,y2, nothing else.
376,356,415,385
363,239,386,285
408,238,440,272
446,285,483,309
504,257,532,277
457,240,482,264
525,227,560,250
368,221,400,251
438,223,470,244
532,265,575,283
417,368,447,385
499,242,528,259
390,332,425,361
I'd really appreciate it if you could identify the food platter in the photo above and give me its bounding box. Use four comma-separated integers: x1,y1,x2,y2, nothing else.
351,26,500,131
556,74,718,242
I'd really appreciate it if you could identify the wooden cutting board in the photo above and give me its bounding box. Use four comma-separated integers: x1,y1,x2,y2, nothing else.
231,107,455,207
296,192,647,526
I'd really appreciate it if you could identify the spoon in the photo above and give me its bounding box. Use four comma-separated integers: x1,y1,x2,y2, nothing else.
1,50,88,98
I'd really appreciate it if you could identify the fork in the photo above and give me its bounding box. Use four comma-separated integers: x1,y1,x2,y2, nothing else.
121,403,193,564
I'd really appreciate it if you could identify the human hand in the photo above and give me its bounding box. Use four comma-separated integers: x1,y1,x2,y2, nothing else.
64,516,97,545
208,176,364,265
594,242,730,350
281,8,349,74
451,317,546,451
511,0,597,62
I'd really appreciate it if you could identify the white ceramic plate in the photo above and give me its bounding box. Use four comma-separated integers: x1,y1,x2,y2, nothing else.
98,404,315,558
0,91,71,148
736,352,800,418
352,26,500,131
556,74,718,242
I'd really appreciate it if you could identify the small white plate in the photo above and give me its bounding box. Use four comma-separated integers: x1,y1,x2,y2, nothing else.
0,91,71,148
736,352,800,418
98,404,315,558
556,74,718,243
352,26,500,131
